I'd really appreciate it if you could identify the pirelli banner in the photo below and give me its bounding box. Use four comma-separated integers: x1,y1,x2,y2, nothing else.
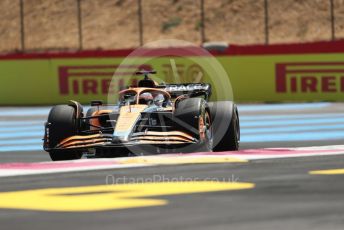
1,40,344,105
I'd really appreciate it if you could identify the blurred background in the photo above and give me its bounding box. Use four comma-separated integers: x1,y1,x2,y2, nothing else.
1,3,344,229
0,0,343,52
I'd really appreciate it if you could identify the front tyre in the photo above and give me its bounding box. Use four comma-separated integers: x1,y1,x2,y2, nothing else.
174,98,213,152
198,109,213,152
46,105,82,161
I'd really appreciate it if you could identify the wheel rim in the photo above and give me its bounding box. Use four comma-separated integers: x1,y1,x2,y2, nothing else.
199,111,212,150
199,115,206,140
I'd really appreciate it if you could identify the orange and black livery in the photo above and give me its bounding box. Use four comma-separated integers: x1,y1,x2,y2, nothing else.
43,70,240,161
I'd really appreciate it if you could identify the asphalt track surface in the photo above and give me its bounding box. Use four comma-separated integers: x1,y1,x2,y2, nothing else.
0,103,344,230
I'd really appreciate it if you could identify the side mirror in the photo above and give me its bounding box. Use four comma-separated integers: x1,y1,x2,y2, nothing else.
124,95,131,100
91,100,103,106
123,95,135,105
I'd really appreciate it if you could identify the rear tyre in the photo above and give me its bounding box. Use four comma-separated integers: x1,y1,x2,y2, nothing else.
47,105,82,161
86,107,98,117
209,101,240,151
85,107,98,130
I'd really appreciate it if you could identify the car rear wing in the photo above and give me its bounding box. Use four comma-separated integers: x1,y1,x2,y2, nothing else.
156,83,211,100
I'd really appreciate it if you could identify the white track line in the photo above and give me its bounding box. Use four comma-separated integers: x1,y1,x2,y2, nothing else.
1,145,344,177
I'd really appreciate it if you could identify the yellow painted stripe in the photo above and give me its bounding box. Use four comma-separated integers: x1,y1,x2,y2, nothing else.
0,181,255,212
309,168,344,175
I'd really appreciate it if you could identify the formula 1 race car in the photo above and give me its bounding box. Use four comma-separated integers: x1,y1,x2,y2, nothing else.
43,70,240,161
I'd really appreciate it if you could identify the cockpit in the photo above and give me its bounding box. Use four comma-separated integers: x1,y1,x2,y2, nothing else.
119,89,171,107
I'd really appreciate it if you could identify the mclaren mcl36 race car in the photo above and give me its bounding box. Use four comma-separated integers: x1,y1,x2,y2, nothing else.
43,70,240,161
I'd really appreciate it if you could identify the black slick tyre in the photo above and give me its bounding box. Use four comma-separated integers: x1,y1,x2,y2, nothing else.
208,101,240,151
174,98,213,152
47,105,82,161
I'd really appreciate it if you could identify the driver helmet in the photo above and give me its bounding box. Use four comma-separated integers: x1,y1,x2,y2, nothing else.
154,93,165,107
139,92,153,104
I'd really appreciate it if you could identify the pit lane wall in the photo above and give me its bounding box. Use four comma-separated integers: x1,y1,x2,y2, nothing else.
1,40,344,105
